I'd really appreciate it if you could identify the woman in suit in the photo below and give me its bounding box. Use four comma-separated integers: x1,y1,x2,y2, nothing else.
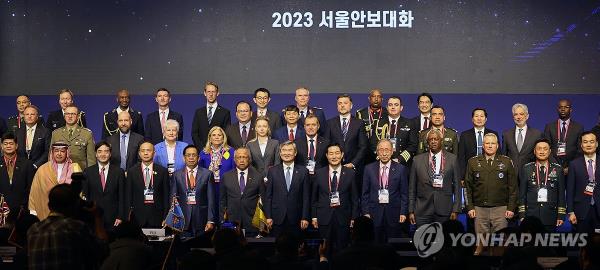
154,119,188,176
247,116,280,179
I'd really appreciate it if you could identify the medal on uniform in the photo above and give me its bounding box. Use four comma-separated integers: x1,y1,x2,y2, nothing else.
378,189,389,203
498,163,505,170
498,172,504,179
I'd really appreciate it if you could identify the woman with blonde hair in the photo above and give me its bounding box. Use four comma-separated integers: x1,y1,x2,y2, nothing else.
247,116,280,179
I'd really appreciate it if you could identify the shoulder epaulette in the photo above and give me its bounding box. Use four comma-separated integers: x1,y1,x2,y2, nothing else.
447,127,458,132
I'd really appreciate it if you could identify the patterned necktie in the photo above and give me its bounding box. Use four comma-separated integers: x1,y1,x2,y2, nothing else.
560,121,567,142
189,169,196,190
342,118,348,140
120,134,127,170
431,155,437,175
100,166,106,191
289,129,294,142
285,167,292,191
477,131,483,155
588,159,595,181
239,171,246,193
331,171,338,192
207,106,214,124
241,125,248,144
309,138,315,160
517,128,524,152
144,167,151,189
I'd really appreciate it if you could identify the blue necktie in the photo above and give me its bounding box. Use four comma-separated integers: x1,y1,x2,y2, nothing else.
120,134,127,170
342,118,348,141
477,131,483,155
239,171,246,193
331,171,338,192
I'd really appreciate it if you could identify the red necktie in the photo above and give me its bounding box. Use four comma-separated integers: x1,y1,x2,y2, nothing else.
423,117,429,130
100,166,106,191
289,129,294,142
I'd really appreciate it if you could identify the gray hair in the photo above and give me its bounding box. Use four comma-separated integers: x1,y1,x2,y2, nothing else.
511,103,529,116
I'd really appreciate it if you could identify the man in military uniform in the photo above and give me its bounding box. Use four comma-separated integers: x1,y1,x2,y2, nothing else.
518,138,565,232
370,96,417,166
8,95,44,133
45,89,87,131
356,89,388,164
283,87,327,135
465,133,517,255
418,105,458,155
101,89,144,139
50,104,95,169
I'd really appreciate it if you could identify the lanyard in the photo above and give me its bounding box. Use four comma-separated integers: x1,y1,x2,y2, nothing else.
536,162,549,187
141,165,154,188
328,169,341,192
429,151,445,174
557,120,569,142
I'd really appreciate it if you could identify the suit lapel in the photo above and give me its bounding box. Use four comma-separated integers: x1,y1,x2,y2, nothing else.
425,154,433,179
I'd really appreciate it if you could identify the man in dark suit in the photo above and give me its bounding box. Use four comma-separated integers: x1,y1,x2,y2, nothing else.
8,95,44,132
101,89,144,139
45,89,87,131
458,108,498,179
567,132,600,233
295,114,329,174
283,87,327,135
265,141,310,237
502,103,543,179
191,82,232,149
107,111,144,171
225,101,255,149
0,133,35,222
355,89,387,164
362,139,408,243
410,93,433,133
219,147,264,235
252,88,281,132
544,99,584,175
144,88,184,145
171,145,216,237
324,94,368,175
311,143,359,252
274,105,305,143
409,130,461,228
16,105,50,169
83,141,126,231
126,141,170,228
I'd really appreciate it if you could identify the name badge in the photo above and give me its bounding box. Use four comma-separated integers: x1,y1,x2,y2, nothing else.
432,174,444,188
307,160,316,174
213,170,220,182
537,188,548,202
389,138,397,151
167,164,175,174
144,188,154,204
557,142,566,156
584,182,595,196
187,191,196,205
378,189,389,204
330,192,340,207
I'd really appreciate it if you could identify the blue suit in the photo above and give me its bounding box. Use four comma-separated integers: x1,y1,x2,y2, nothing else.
153,141,188,175
171,166,215,236
273,125,305,143
361,161,408,242
567,156,600,233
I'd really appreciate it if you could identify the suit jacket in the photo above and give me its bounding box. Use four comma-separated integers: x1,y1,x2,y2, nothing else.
126,163,170,228
543,119,584,166
408,151,462,217
273,125,305,143
311,166,359,226
457,127,498,179
45,109,87,131
252,109,282,133
247,138,280,178
361,161,408,227
225,122,256,149
144,110,184,145
502,126,543,178
219,167,264,231
16,124,51,168
0,156,35,216
191,105,231,148
101,108,145,139
106,131,144,170
324,116,368,168
171,167,215,231
410,115,431,132
153,141,188,174
264,164,311,225
295,135,329,171
566,156,600,219
83,164,126,230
